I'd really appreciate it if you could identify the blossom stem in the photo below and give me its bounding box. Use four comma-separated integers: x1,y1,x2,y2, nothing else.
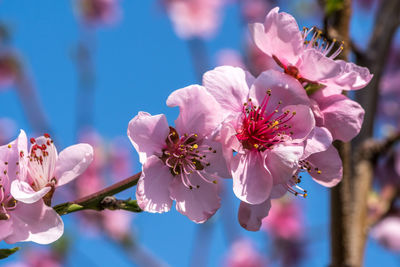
53,172,141,215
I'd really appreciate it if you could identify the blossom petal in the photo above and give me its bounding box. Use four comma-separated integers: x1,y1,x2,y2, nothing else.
250,70,309,112
201,138,231,178
127,112,169,164
11,180,51,203
250,7,303,66
169,172,220,223
136,155,173,213
307,145,342,187
315,93,365,142
238,199,271,231
55,144,94,187
6,200,64,245
282,104,315,142
265,144,303,185
0,220,12,241
203,66,254,114
298,49,342,82
327,60,373,91
167,84,223,136
232,152,272,205
303,127,333,159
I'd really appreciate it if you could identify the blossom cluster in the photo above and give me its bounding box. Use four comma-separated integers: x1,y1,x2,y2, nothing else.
0,131,93,244
128,7,372,230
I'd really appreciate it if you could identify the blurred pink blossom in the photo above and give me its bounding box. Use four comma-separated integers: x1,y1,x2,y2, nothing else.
240,0,271,23
102,209,132,240
378,70,400,127
261,198,303,239
216,49,246,69
76,0,121,26
164,0,225,39
224,239,267,267
5,248,62,267
371,216,400,251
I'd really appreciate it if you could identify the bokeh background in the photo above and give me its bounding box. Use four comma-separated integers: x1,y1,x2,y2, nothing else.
1,0,399,266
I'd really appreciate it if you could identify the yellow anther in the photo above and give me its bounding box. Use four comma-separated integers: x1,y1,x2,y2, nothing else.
7,144,11,148
292,111,297,115
317,170,322,174
303,193,308,198
253,144,259,149
192,144,199,149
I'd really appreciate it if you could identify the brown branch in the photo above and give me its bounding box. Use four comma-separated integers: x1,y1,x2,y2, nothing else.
53,172,141,215
354,0,400,146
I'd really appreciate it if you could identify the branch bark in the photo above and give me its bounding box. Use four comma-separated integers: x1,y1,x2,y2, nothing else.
53,172,141,215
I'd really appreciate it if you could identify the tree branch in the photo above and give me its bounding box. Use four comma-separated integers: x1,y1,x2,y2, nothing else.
53,172,141,215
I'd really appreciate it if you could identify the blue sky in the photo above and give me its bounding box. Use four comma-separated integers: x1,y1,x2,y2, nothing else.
1,0,399,266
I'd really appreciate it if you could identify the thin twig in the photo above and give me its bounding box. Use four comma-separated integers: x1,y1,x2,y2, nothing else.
53,172,141,215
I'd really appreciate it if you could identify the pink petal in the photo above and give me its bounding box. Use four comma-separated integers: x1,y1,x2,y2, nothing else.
231,152,272,205
169,171,220,223
371,216,400,251
238,199,271,231
303,127,333,159
270,184,287,199
10,180,51,203
250,7,303,66
201,138,231,178
315,94,365,142
55,143,93,187
136,155,173,213
166,84,223,136
327,60,373,91
0,220,13,241
250,70,309,112
265,144,303,185
281,104,315,142
203,66,254,114
6,200,63,244
127,112,169,164
297,49,342,82
395,146,400,177
306,145,342,187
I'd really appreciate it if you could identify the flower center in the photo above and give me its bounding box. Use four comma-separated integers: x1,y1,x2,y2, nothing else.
160,127,217,189
236,90,296,152
28,134,57,191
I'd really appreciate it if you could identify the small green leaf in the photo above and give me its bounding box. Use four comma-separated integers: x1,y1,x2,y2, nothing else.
0,247,20,260
305,83,326,95
325,0,344,15
121,200,142,213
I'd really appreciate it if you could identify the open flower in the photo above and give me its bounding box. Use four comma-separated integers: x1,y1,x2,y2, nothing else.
250,7,372,91
0,130,63,244
204,66,314,205
11,133,93,206
128,85,228,223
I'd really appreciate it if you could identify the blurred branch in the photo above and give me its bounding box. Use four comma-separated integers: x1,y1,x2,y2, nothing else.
187,38,209,82
322,0,354,266
15,69,53,135
354,0,400,146
54,172,141,215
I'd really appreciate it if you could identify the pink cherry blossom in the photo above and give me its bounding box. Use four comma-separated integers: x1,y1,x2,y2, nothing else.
371,216,400,251
240,0,271,23
11,133,93,206
250,7,372,91
204,66,314,206
0,130,63,244
261,198,303,240
163,0,225,39
223,239,267,267
5,248,62,267
128,85,229,223
0,118,17,145
76,0,121,26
